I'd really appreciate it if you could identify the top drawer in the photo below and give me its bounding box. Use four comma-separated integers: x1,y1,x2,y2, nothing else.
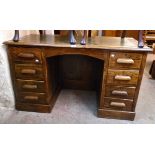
9,47,43,64
109,52,143,69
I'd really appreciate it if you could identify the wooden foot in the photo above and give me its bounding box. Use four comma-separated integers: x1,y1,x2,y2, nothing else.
13,30,19,42
69,30,76,45
80,30,87,45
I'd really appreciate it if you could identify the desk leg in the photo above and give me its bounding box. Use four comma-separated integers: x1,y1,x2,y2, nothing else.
13,30,19,42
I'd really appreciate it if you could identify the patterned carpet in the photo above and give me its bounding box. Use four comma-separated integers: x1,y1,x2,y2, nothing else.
0,54,155,124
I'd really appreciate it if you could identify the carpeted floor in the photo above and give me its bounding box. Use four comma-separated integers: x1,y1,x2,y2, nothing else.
0,54,155,124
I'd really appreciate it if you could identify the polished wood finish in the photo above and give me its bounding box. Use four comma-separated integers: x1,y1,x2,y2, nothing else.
103,97,133,111
17,92,47,104
15,64,44,80
4,34,152,120
107,69,139,85
16,79,45,92
10,47,43,64
109,52,142,69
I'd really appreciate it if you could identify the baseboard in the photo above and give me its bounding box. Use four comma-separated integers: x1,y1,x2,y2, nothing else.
98,108,135,121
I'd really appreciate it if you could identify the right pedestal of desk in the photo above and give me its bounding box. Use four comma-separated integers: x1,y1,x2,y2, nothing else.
98,51,147,120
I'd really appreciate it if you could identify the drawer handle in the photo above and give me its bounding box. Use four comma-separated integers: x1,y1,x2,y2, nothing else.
112,90,128,96
117,58,134,64
21,69,36,74
24,96,38,100
115,75,131,81
18,53,35,58
110,102,126,108
22,84,37,89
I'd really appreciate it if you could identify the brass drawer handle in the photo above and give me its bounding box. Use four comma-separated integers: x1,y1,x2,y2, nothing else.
24,96,39,100
21,69,36,74
115,75,131,81
112,90,128,96
117,58,134,64
110,102,126,108
22,84,37,89
18,53,35,58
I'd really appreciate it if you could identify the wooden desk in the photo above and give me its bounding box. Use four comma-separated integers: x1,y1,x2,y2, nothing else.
4,35,152,120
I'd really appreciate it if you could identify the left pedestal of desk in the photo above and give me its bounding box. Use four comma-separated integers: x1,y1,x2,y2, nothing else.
6,46,58,113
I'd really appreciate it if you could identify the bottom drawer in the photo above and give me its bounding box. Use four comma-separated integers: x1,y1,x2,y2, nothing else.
103,97,133,111
16,92,47,104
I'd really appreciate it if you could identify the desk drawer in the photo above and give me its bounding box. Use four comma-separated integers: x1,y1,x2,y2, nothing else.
107,69,139,85
103,97,133,111
105,86,136,99
16,79,46,93
10,47,43,64
15,64,44,80
109,52,142,69
16,92,47,104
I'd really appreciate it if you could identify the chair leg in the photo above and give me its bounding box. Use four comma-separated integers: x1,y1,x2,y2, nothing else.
138,30,144,48
88,30,91,37
121,30,127,39
39,30,46,35
13,30,19,42
54,30,60,35
80,30,87,45
69,30,76,44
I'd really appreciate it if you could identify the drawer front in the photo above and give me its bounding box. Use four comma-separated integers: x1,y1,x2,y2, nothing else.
105,86,136,99
16,79,46,93
10,47,43,64
103,97,133,111
15,64,44,80
16,92,47,104
109,52,142,69
107,69,139,85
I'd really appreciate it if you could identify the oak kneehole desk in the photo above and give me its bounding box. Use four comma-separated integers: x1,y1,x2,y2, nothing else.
4,34,152,120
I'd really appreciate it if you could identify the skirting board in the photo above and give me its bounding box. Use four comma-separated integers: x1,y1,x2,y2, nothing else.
98,109,135,121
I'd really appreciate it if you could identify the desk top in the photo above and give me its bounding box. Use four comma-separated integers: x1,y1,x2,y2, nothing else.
4,34,152,52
